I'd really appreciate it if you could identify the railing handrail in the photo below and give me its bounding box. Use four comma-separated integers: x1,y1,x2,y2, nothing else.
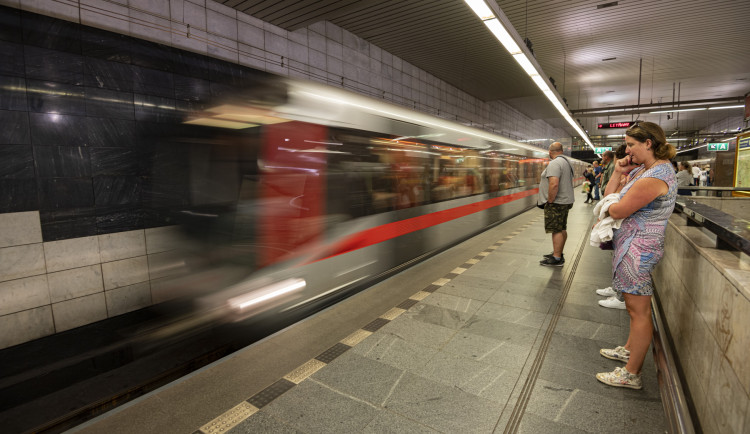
674,198,750,256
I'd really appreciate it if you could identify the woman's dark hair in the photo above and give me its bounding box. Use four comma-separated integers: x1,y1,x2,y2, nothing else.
625,121,676,159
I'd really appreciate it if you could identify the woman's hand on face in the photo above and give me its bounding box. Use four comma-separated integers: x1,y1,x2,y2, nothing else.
614,155,638,174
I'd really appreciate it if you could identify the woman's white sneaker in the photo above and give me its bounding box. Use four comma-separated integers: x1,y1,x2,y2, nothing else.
596,286,616,297
600,346,630,362
599,296,626,309
596,366,642,389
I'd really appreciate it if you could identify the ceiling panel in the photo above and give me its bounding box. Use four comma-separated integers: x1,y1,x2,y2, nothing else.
218,0,750,140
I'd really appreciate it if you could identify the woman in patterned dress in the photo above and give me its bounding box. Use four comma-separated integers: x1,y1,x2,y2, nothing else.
595,121,677,389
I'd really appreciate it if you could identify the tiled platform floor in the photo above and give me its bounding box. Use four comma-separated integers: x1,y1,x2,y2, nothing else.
74,200,667,433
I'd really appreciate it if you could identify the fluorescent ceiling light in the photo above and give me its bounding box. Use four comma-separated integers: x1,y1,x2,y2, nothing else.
483,19,522,54
708,105,744,110
464,0,495,20
532,76,551,93
512,53,538,76
650,107,707,114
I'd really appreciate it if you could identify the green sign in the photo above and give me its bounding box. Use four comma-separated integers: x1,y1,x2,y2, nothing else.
594,147,612,154
707,142,729,151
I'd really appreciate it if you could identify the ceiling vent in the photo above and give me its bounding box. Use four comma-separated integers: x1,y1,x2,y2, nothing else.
597,2,619,9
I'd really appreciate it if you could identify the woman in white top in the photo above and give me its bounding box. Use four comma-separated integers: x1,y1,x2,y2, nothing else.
676,162,692,195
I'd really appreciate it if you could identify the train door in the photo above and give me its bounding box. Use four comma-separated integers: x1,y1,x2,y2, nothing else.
257,121,327,267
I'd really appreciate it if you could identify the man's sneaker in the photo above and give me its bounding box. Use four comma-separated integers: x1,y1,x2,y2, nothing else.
596,286,616,297
543,253,564,260
599,296,626,309
596,366,642,389
600,346,630,362
539,256,564,267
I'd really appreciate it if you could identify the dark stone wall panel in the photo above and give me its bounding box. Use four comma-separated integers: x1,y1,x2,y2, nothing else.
81,27,132,64
134,94,180,123
84,57,136,92
0,41,24,76
90,148,145,176
21,10,81,54
84,87,134,120
0,6,23,43
24,46,84,85
96,208,144,235
132,65,174,98
84,117,138,147
29,112,87,146
33,146,91,178
0,110,30,144
41,209,97,241
129,40,175,72
174,75,211,102
0,145,35,179
38,178,94,210
0,75,28,110
0,179,38,211
26,79,86,115
93,175,142,206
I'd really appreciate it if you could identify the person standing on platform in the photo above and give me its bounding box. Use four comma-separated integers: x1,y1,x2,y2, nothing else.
583,168,596,204
676,161,692,195
596,121,676,389
691,162,701,187
599,150,615,193
538,142,575,267
596,144,629,309
592,160,603,200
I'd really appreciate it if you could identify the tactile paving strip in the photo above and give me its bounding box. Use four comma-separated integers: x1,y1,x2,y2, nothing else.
195,217,542,433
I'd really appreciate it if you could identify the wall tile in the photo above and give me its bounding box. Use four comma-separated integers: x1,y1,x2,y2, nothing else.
0,274,50,316
43,235,100,272
0,145,33,178
726,288,750,395
147,249,189,281
33,145,91,178
0,109,30,144
98,229,145,262
38,177,95,210
0,210,42,247
40,209,98,241
128,10,171,45
47,264,103,303
52,291,107,332
26,79,86,115
105,281,151,316
207,8,236,40
80,0,129,35
102,255,148,290
0,305,54,350
707,354,747,434
0,243,45,282
84,86,134,119
20,5,81,51
24,45,84,84
28,112,86,146
0,74,27,110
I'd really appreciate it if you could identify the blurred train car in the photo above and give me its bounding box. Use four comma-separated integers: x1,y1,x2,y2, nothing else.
143,77,587,334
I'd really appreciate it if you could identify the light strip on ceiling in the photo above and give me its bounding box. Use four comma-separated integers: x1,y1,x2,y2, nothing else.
464,0,594,151
650,107,707,114
708,105,744,110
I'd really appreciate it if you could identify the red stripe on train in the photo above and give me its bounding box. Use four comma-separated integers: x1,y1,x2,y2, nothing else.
313,188,539,262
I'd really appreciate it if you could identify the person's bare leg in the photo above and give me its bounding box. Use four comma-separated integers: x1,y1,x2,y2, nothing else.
623,293,652,374
552,230,566,257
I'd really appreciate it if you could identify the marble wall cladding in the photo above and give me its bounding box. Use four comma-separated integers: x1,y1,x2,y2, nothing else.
0,244,46,282
98,229,146,262
655,216,750,434
0,306,55,349
43,235,100,272
0,275,50,316
101,256,148,290
47,264,103,303
0,211,43,247
0,74,27,110
105,281,151,317
52,292,107,332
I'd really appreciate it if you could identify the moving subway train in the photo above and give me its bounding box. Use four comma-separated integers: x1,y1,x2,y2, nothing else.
146,77,587,334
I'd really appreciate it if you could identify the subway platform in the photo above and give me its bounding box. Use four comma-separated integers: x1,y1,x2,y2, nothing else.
72,199,668,434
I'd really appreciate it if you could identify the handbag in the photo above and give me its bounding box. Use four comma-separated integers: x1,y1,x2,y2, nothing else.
537,202,546,210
